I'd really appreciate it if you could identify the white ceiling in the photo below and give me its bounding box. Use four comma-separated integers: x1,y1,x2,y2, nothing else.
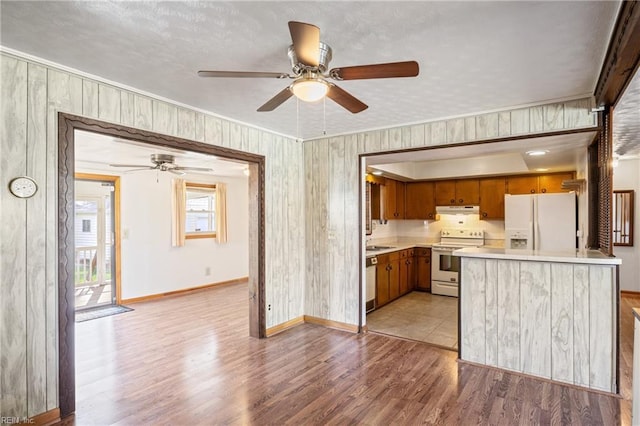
75,130,248,177
0,1,623,142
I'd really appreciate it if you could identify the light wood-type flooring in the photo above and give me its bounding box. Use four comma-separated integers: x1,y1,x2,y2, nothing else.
56,283,638,425
366,292,458,350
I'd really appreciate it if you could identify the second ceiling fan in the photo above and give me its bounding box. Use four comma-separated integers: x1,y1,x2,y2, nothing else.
198,21,419,114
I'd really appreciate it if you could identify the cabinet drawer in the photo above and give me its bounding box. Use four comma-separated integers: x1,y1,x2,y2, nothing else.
415,248,431,257
388,251,401,261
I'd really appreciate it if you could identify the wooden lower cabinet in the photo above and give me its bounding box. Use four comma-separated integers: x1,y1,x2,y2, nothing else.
399,249,416,295
415,248,432,291
375,249,423,309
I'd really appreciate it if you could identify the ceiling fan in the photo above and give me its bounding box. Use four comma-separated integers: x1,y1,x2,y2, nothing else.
198,21,419,114
109,154,213,175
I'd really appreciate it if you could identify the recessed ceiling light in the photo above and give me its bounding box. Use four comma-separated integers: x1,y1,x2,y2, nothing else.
371,170,384,176
526,150,549,156
536,168,549,172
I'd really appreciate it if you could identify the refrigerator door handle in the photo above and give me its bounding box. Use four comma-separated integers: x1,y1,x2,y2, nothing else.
533,196,539,250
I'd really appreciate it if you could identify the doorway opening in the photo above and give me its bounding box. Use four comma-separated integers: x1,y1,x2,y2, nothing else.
57,113,266,418
74,174,120,311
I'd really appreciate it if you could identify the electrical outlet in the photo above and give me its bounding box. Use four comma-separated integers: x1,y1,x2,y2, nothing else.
205,267,211,276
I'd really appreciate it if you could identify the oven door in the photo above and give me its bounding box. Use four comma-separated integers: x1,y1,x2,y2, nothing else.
431,246,461,283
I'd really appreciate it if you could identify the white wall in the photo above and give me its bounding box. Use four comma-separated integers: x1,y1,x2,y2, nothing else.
613,158,640,291
120,172,248,299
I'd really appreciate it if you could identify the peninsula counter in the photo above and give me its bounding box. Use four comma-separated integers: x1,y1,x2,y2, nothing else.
454,247,621,393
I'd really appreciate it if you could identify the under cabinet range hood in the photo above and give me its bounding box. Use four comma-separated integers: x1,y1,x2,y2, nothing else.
435,205,479,214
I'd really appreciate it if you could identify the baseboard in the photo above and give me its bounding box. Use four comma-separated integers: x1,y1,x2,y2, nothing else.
28,408,60,425
621,290,640,297
266,316,305,336
121,277,248,304
303,315,359,333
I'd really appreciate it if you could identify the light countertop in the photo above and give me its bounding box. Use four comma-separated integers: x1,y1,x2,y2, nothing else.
452,246,621,265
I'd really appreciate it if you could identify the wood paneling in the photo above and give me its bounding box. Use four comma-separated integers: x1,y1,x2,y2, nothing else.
97,84,120,123
460,257,618,393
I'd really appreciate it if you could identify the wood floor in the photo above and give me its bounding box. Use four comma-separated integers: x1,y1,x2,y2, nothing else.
57,283,638,425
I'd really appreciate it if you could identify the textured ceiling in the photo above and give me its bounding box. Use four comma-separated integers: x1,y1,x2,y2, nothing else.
0,1,621,140
613,67,640,158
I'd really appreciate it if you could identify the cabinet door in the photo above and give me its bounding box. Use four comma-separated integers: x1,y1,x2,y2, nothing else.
388,259,400,301
479,177,506,219
416,253,431,291
539,172,573,193
376,262,390,307
383,180,397,220
407,255,417,291
399,257,409,296
456,179,479,205
435,180,457,206
405,182,436,220
506,175,538,194
395,181,406,219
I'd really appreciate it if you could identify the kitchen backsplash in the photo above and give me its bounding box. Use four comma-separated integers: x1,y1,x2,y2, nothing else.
369,214,505,246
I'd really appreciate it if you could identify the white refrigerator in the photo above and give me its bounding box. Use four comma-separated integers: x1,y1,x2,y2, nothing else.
504,192,576,251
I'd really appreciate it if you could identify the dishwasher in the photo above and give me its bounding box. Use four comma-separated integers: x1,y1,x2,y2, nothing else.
366,256,377,312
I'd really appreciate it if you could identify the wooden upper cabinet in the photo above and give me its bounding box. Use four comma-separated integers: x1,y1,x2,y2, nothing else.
456,179,479,205
435,180,457,205
405,182,436,220
479,177,505,220
435,179,479,205
384,179,405,220
506,172,575,195
506,175,539,194
539,172,574,193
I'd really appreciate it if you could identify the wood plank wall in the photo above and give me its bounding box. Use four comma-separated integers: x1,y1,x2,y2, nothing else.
304,99,596,326
460,257,616,393
0,52,305,418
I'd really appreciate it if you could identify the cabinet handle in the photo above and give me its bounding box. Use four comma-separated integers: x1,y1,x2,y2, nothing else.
541,188,547,193
450,199,455,204
428,213,433,218
530,189,535,193
482,212,488,217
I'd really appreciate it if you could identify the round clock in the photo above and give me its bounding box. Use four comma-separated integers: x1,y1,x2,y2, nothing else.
9,176,38,198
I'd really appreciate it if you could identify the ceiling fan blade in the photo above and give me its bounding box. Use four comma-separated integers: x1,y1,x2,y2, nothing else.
122,168,156,173
288,21,320,67
329,61,419,80
168,169,186,176
173,167,213,172
257,86,293,112
326,84,368,114
109,164,152,168
198,71,290,79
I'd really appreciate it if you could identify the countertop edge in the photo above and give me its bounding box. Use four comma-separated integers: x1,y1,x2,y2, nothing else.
452,247,622,265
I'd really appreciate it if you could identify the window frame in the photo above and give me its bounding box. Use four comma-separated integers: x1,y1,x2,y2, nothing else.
184,182,217,240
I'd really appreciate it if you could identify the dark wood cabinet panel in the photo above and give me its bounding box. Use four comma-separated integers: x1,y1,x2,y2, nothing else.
405,182,436,220
435,180,457,206
538,172,574,193
375,254,390,307
506,175,539,194
456,179,479,204
479,177,506,220
384,179,406,220
416,249,431,291
389,258,400,300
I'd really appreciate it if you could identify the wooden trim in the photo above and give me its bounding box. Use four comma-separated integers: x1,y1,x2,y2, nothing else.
121,277,249,304
74,172,122,304
185,232,217,240
303,315,359,333
594,0,640,107
27,408,61,425
265,316,305,336
58,112,267,417
621,290,640,297
457,359,623,398
185,182,216,189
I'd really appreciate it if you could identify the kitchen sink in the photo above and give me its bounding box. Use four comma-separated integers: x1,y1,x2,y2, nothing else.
366,245,395,251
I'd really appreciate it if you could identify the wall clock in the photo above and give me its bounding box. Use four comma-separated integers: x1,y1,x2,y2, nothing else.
9,176,38,198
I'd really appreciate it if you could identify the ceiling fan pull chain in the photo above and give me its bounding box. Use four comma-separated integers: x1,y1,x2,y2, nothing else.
323,97,327,136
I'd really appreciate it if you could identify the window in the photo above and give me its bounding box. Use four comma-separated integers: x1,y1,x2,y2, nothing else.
185,183,216,239
613,190,634,246
82,219,91,233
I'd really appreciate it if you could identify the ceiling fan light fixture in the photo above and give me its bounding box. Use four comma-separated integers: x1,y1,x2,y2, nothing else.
291,78,329,102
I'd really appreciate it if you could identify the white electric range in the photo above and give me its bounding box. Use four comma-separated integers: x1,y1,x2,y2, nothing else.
431,228,484,297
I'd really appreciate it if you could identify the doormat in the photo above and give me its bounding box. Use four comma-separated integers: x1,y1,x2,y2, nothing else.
75,305,133,322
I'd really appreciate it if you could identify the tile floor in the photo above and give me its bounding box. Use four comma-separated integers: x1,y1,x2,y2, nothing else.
366,291,458,350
